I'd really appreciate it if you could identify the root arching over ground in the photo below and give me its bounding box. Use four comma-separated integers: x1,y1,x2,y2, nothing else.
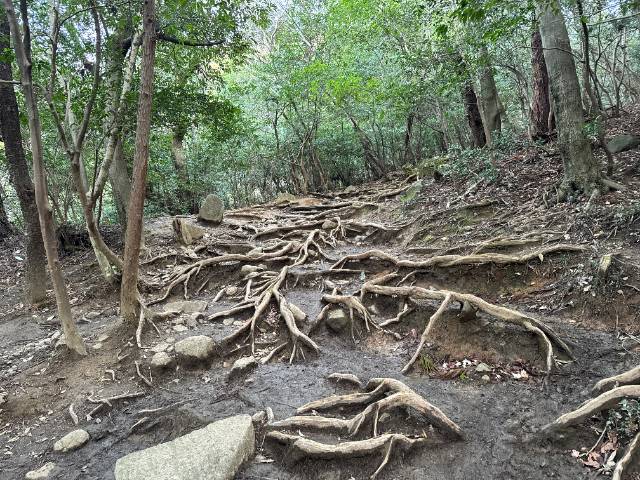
541,365,640,480
265,376,462,479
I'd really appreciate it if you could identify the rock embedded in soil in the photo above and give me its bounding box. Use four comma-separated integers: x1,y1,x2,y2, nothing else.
321,220,337,230
53,429,89,452
229,356,257,379
198,194,224,224
475,363,492,373
150,352,175,370
164,300,208,314
114,414,255,480
607,133,640,153
326,309,349,333
174,335,216,364
25,462,57,479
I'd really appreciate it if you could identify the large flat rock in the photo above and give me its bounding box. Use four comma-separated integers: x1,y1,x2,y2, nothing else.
114,414,255,480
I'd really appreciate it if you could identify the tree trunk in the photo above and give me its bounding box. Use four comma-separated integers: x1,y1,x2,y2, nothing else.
537,1,603,197
347,113,385,178
110,136,131,231
0,9,47,303
3,0,86,354
463,82,486,148
0,188,13,238
120,0,156,325
530,26,552,140
478,47,501,144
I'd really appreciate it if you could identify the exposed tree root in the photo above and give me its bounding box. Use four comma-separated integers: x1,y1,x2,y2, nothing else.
266,376,461,479
593,365,640,394
332,244,587,270
612,431,640,480
360,280,573,373
541,385,640,436
267,431,425,480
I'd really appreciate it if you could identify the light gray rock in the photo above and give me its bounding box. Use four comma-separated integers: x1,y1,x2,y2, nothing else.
198,194,224,224
25,462,57,479
481,375,491,383
607,134,640,153
53,429,89,452
225,286,238,296
114,414,255,480
274,192,295,204
321,220,337,230
229,356,257,379
475,362,492,373
164,300,208,314
240,265,260,275
150,352,175,370
174,335,215,363
326,309,348,333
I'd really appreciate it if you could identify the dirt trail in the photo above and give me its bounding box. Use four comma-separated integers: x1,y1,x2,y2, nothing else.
1,157,639,479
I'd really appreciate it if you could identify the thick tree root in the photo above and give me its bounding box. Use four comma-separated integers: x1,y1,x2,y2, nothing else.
266,376,462,479
267,431,425,480
340,275,572,373
593,365,640,394
612,431,640,480
332,244,587,270
540,385,640,436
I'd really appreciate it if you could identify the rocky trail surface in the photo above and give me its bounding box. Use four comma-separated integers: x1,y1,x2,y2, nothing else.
1,141,640,479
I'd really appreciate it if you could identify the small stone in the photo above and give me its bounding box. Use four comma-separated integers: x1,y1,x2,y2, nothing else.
150,352,175,370
198,194,224,224
475,362,492,373
251,410,266,424
173,325,188,333
165,300,208,314
274,192,296,204
232,320,244,326
151,342,169,353
481,375,491,383
240,265,260,275
165,337,176,344
229,356,257,379
92,343,103,350
85,311,100,319
326,309,349,333
53,429,89,452
186,316,198,328
172,218,206,245
343,185,357,194
174,335,216,364
97,333,110,342
225,286,238,296
321,220,337,230
223,318,234,326
25,462,57,479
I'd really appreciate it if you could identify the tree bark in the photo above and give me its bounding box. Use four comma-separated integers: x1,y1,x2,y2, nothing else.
120,0,156,325
530,26,552,140
0,188,13,238
537,0,603,197
0,9,47,303
478,47,501,144
109,137,131,231
463,82,486,148
3,0,86,354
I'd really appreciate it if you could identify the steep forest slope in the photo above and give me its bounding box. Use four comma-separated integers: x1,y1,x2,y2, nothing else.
1,111,639,479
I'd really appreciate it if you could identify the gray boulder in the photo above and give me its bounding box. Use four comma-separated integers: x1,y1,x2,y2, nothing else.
53,429,89,452
326,309,349,333
174,335,216,364
114,414,255,480
607,134,640,154
198,194,224,224
229,356,257,379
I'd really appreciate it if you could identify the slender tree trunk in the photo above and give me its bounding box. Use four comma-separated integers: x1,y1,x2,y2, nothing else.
3,0,86,354
530,26,552,140
478,47,502,144
463,83,486,148
537,0,603,198
121,0,156,325
0,9,47,303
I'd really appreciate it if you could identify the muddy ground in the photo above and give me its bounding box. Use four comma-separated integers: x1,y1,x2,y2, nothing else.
1,119,640,479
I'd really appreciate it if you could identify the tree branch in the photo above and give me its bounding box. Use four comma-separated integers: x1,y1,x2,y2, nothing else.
156,30,223,47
